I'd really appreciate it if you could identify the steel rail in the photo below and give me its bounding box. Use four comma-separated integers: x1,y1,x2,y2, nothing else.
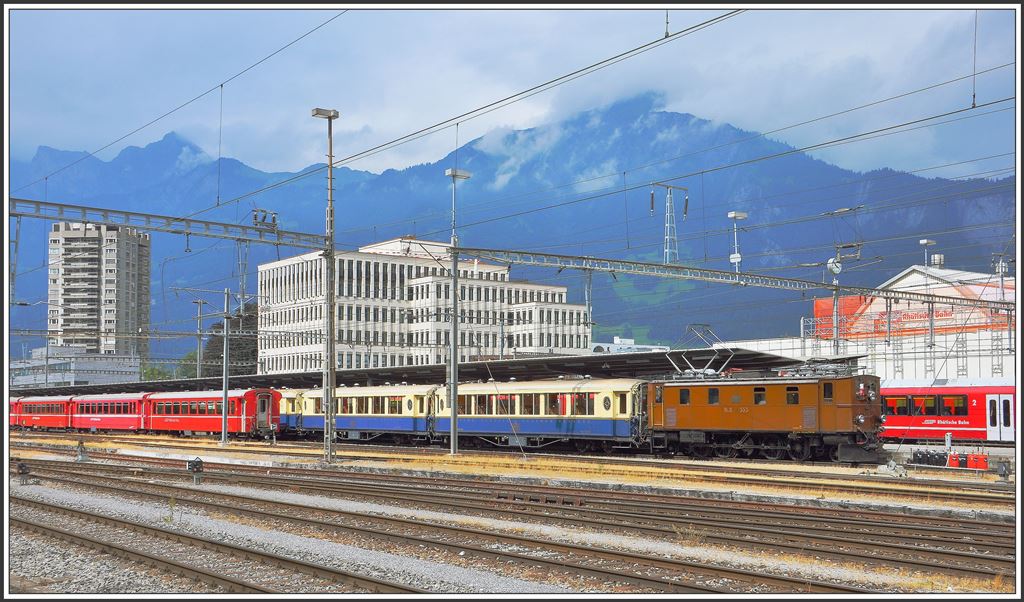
11,437,1011,504
10,495,424,594
28,460,1016,574
9,514,276,594
17,468,871,594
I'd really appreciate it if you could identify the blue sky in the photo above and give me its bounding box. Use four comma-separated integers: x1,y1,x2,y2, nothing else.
7,6,1019,177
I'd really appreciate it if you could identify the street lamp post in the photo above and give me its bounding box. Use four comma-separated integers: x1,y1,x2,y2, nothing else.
12,299,72,386
192,299,209,378
445,167,471,455
313,107,339,464
919,239,936,268
221,288,230,446
727,211,748,273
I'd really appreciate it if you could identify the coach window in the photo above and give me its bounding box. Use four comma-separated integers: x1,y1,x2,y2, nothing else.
474,395,489,415
207,402,217,414
940,395,967,417
883,396,908,416
388,396,402,414
191,402,200,414
1003,398,1011,427
786,387,800,405
823,382,833,404
521,394,538,415
754,387,767,406
545,394,560,416
708,388,720,406
912,396,937,416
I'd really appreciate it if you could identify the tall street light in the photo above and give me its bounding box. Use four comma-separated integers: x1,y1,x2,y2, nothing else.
919,239,936,267
12,299,72,386
313,107,339,464
192,298,209,378
445,167,471,455
727,211,748,273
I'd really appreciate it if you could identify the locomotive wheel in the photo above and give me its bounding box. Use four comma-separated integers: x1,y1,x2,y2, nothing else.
788,443,812,461
761,447,786,460
828,446,841,463
714,446,738,459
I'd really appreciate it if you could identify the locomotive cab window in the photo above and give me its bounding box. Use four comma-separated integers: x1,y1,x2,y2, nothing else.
708,388,719,406
618,393,627,414
823,383,833,404
678,389,690,405
786,387,799,405
753,387,766,405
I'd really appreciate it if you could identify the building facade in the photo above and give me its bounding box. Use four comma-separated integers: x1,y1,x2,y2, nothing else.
592,336,670,354
47,222,151,357
257,238,592,374
724,263,1017,382
9,345,142,388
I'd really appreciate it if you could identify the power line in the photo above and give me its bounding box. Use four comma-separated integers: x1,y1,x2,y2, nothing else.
414,97,1015,240
174,10,747,222
324,63,1015,240
12,10,349,196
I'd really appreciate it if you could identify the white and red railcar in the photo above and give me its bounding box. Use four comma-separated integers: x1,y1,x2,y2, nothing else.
879,378,1015,444
9,388,280,437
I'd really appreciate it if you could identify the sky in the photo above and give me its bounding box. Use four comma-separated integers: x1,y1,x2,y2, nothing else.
6,5,1019,179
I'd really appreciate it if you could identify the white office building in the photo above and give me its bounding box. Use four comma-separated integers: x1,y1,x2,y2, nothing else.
257,237,592,374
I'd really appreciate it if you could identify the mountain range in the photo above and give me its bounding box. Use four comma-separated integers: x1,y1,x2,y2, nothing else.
9,93,1015,363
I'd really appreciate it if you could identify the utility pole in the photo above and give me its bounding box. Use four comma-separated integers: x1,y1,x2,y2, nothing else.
192,299,209,378
312,107,339,464
446,167,471,455
220,288,230,446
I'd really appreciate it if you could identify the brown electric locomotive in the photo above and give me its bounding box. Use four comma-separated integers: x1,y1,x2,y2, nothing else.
646,373,883,462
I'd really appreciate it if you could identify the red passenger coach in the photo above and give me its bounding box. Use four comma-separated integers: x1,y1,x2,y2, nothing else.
71,393,148,432
879,379,1016,444
10,396,73,430
11,388,280,438
145,389,280,436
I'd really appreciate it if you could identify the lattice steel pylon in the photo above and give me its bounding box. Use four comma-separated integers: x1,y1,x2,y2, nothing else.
663,187,678,264
652,183,688,265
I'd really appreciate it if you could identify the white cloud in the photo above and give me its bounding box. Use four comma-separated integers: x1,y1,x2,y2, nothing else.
8,8,1018,177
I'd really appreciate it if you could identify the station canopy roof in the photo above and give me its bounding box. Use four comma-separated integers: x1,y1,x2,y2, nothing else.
8,347,843,397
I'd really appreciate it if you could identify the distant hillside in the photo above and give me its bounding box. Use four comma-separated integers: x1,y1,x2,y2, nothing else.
9,93,1015,360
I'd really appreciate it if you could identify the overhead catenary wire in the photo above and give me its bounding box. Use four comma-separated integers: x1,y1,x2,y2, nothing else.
172,10,747,222
413,98,1016,241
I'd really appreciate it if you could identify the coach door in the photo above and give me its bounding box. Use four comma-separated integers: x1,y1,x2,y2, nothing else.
986,394,1015,442
256,393,272,431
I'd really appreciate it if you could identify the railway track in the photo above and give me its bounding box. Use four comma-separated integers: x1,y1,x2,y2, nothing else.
13,458,1014,586
11,461,889,594
9,496,426,594
10,435,1015,505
